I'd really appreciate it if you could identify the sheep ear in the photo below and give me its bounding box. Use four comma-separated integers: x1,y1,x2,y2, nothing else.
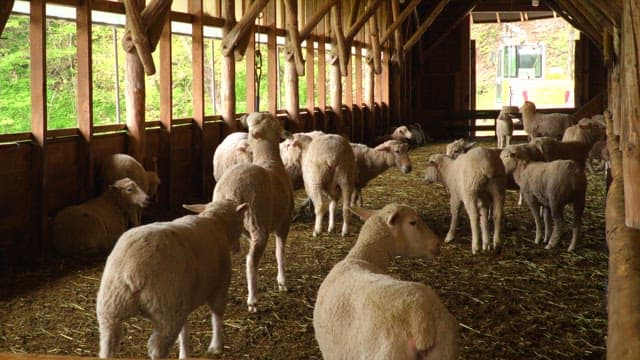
283,130,293,140
374,143,391,151
235,203,249,214
183,203,207,213
349,206,375,220
387,211,400,226
464,141,477,150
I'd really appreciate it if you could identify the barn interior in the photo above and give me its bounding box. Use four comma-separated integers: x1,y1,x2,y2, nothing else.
0,0,638,358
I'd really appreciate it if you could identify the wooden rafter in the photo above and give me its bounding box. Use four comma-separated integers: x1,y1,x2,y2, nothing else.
0,0,15,38
403,0,450,53
549,0,603,49
345,0,385,43
349,0,362,27
331,4,348,75
299,0,339,40
122,0,172,54
221,0,270,57
380,0,421,45
422,0,480,56
390,0,404,66
368,12,382,75
592,1,622,28
566,0,612,35
123,0,156,75
283,0,305,76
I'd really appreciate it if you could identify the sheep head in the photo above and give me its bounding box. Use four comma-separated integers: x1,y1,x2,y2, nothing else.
423,154,445,184
445,138,476,159
245,112,286,143
183,200,249,254
110,177,149,209
375,140,412,174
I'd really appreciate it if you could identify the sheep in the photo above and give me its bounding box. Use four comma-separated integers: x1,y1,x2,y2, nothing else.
278,131,326,190
424,148,506,254
100,153,161,226
587,139,610,172
212,132,252,182
313,204,458,360
407,122,429,146
96,199,248,359
496,109,515,148
300,133,357,237
51,178,149,256
445,138,478,159
351,139,412,205
212,112,294,313
519,101,577,140
561,117,606,145
501,146,586,251
529,137,591,169
373,125,413,146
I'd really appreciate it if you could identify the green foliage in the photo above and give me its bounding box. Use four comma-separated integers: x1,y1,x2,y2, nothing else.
0,14,31,133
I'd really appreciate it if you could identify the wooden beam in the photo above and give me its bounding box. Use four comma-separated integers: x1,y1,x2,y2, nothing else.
318,38,327,111
0,0,15,38
283,0,305,76
221,0,237,129
354,44,363,105
221,0,270,57
77,0,94,201
390,0,404,67
267,24,278,114
566,0,612,34
306,37,315,113
331,4,348,75
551,0,603,49
158,19,174,208
299,0,338,41
422,0,479,56
121,0,172,53
348,0,362,27
368,11,382,75
123,0,156,75
380,0,421,45
245,31,257,113
403,0,450,54
125,0,147,162
594,1,622,28
345,0,384,43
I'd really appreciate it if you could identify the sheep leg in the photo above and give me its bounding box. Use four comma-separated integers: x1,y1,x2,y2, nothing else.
98,319,123,358
505,135,511,147
489,184,504,250
526,196,544,245
569,197,585,252
177,324,190,359
307,185,327,237
327,200,337,234
246,235,267,313
445,198,462,243
275,226,289,291
206,293,228,355
497,136,503,149
542,207,552,243
545,205,565,250
148,317,184,360
463,199,481,255
341,190,352,237
479,204,491,251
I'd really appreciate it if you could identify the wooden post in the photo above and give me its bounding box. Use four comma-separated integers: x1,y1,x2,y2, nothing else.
221,0,237,130
30,0,47,253
123,0,156,75
403,0,450,53
246,31,257,113
299,0,339,41
283,0,305,76
318,38,327,112
354,44,363,105
77,0,94,200
268,24,278,115
221,0,270,57
306,37,315,114
191,0,207,199
0,0,15,38
125,0,146,163
284,0,301,130
159,19,173,208
330,5,344,133
380,0,421,45
369,12,381,74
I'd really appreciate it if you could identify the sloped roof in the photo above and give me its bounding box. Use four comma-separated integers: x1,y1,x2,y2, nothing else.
471,11,556,24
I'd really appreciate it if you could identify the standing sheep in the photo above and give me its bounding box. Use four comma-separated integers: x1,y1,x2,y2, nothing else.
212,112,294,313
51,178,149,256
351,139,412,205
313,204,458,360
424,148,506,254
529,137,591,169
212,132,253,181
100,153,161,226
496,107,516,148
96,199,248,359
301,133,357,237
519,101,577,140
501,146,586,251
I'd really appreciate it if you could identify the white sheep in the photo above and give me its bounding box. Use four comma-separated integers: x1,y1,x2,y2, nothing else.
529,137,591,169
100,153,161,226
501,146,586,251
373,125,413,145
51,178,149,256
351,139,412,205
96,199,248,359
561,117,606,145
212,132,253,181
496,109,515,148
212,112,294,313
279,131,325,190
424,148,506,254
445,138,478,159
300,133,356,237
313,204,458,360
519,101,577,140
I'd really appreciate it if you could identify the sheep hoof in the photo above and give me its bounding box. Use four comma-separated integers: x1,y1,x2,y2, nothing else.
444,235,454,243
205,347,222,357
341,231,349,237
278,283,288,292
567,246,575,252
312,231,320,237
248,304,258,313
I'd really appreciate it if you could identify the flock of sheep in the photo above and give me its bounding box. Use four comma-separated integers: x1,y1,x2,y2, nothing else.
46,101,608,359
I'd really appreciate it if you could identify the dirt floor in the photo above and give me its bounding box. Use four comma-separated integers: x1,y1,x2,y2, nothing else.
0,141,607,359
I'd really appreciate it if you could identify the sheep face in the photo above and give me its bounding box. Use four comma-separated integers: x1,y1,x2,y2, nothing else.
375,140,412,173
110,178,149,209
423,155,445,184
246,112,285,143
445,139,476,159
386,206,441,259
391,125,413,141
519,100,536,114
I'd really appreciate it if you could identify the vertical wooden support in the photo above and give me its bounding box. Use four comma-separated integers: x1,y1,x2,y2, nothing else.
267,24,278,115
191,0,206,199
318,38,327,111
354,44,363,105
77,0,94,200
621,0,640,229
369,11,381,74
284,0,301,130
345,52,353,106
246,32,257,113
222,0,237,129
30,0,47,253
159,19,173,208
125,0,146,162
330,5,343,133
0,0,16,38
306,38,315,114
